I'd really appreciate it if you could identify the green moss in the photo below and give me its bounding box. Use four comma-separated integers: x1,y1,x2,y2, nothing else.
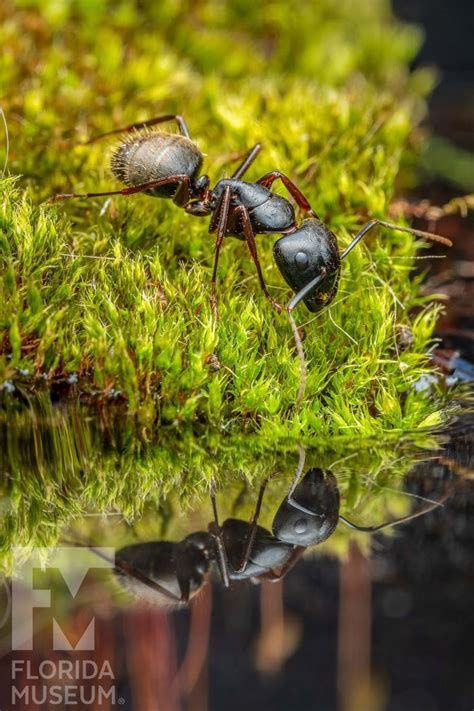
0,395,442,572
0,0,450,436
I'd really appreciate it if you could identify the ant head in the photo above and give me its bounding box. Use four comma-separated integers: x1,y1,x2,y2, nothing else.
185,175,214,216
273,219,341,311
272,468,340,546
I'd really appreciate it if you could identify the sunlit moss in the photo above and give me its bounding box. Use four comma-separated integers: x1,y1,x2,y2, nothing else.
0,0,450,436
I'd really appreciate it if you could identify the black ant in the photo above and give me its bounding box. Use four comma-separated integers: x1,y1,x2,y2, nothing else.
66,446,447,606
48,113,452,318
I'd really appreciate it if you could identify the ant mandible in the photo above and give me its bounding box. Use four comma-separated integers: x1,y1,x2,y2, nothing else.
48,114,452,318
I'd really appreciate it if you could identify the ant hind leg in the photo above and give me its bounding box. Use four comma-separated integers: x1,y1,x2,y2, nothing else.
231,144,262,180
47,174,190,204
80,114,191,146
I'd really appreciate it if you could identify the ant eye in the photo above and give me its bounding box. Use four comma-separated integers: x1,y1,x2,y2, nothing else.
294,518,308,534
295,251,309,269
196,175,210,191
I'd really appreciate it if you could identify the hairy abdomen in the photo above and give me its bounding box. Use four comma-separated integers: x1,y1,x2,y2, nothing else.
111,132,203,198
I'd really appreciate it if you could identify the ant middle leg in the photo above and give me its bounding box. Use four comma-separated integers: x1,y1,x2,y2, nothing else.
257,171,319,218
238,205,283,312
81,113,191,145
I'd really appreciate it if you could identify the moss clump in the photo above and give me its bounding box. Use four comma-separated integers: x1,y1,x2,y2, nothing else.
0,0,448,435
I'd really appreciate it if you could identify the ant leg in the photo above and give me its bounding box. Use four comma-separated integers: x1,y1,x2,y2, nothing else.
209,186,232,317
208,479,231,588
339,218,452,260
236,477,270,573
231,144,262,180
47,174,190,203
257,171,319,218
238,205,284,312
172,177,193,207
82,114,191,145
259,546,306,582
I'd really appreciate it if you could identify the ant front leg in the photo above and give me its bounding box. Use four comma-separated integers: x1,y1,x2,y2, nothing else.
47,174,190,204
259,546,306,582
81,113,191,145
238,205,283,312
209,186,232,318
236,477,270,574
257,171,319,218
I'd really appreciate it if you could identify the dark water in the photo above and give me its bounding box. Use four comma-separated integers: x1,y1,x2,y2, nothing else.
0,394,473,711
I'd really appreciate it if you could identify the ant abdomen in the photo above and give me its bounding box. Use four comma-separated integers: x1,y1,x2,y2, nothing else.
114,540,208,606
111,132,203,198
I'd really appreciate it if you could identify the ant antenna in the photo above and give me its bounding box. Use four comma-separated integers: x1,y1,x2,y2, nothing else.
287,270,328,405
284,443,310,514
285,216,452,405
288,311,306,407
339,490,449,532
340,219,452,261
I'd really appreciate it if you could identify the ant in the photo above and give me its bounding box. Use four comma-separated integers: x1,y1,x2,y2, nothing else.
48,113,452,318
66,446,448,606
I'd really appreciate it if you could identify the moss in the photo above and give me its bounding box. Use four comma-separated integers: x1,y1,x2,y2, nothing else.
0,395,443,572
0,0,450,436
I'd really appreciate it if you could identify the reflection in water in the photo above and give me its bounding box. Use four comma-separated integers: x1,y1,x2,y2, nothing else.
72,446,449,606
0,395,472,710
0,393,448,569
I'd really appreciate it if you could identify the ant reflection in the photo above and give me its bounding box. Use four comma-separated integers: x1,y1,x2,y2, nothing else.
74,446,446,606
